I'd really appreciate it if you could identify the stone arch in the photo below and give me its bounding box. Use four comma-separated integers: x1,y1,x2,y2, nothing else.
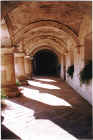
24,34,67,55
26,39,66,57
30,45,61,63
13,20,81,57
14,19,80,45
23,34,66,48
14,20,80,54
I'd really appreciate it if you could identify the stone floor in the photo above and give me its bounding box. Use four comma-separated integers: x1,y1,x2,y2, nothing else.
1,76,92,140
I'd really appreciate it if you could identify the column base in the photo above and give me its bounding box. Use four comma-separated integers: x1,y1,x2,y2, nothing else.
25,74,32,80
16,77,28,85
2,85,21,98
20,80,28,85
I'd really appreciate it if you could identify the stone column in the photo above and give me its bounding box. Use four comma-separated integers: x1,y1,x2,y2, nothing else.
74,46,85,78
14,52,26,81
74,47,81,75
60,55,66,80
65,52,70,79
24,56,32,79
79,46,85,71
0,48,20,97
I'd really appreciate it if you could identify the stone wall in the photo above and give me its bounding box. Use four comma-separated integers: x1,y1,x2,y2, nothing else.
64,14,92,105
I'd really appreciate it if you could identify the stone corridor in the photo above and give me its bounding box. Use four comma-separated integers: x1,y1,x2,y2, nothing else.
2,76,92,140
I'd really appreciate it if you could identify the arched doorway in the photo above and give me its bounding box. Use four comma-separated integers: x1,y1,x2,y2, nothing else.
32,49,59,76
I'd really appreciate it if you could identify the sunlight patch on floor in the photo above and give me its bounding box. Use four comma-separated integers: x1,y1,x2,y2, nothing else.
2,100,34,119
34,78,56,82
2,100,77,140
27,80,60,89
18,119,78,140
19,87,72,107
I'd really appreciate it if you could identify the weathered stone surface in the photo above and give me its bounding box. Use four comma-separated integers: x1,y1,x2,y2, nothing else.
24,56,32,79
14,53,26,81
1,1,92,55
0,48,19,97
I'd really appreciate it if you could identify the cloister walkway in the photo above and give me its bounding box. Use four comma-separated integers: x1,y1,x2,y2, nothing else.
2,76,92,140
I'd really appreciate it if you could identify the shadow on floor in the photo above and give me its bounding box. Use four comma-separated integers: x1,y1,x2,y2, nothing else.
2,77,92,139
34,107,92,138
8,93,92,139
1,124,21,139
24,79,92,110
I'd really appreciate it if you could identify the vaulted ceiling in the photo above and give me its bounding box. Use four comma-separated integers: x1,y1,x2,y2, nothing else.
1,1,92,55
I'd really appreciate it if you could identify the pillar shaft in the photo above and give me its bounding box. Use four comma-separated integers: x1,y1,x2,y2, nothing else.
60,55,66,80
24,56,32,79
79,46,85,70
1,48,19,97
14,53,26,81
74,48,81,75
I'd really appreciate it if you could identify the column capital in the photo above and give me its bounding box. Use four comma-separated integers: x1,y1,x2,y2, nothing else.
76,44,84,48
12,47,25,53
0,48,14,54
14,52,25,57
24,55,30,59
64,52,68,56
